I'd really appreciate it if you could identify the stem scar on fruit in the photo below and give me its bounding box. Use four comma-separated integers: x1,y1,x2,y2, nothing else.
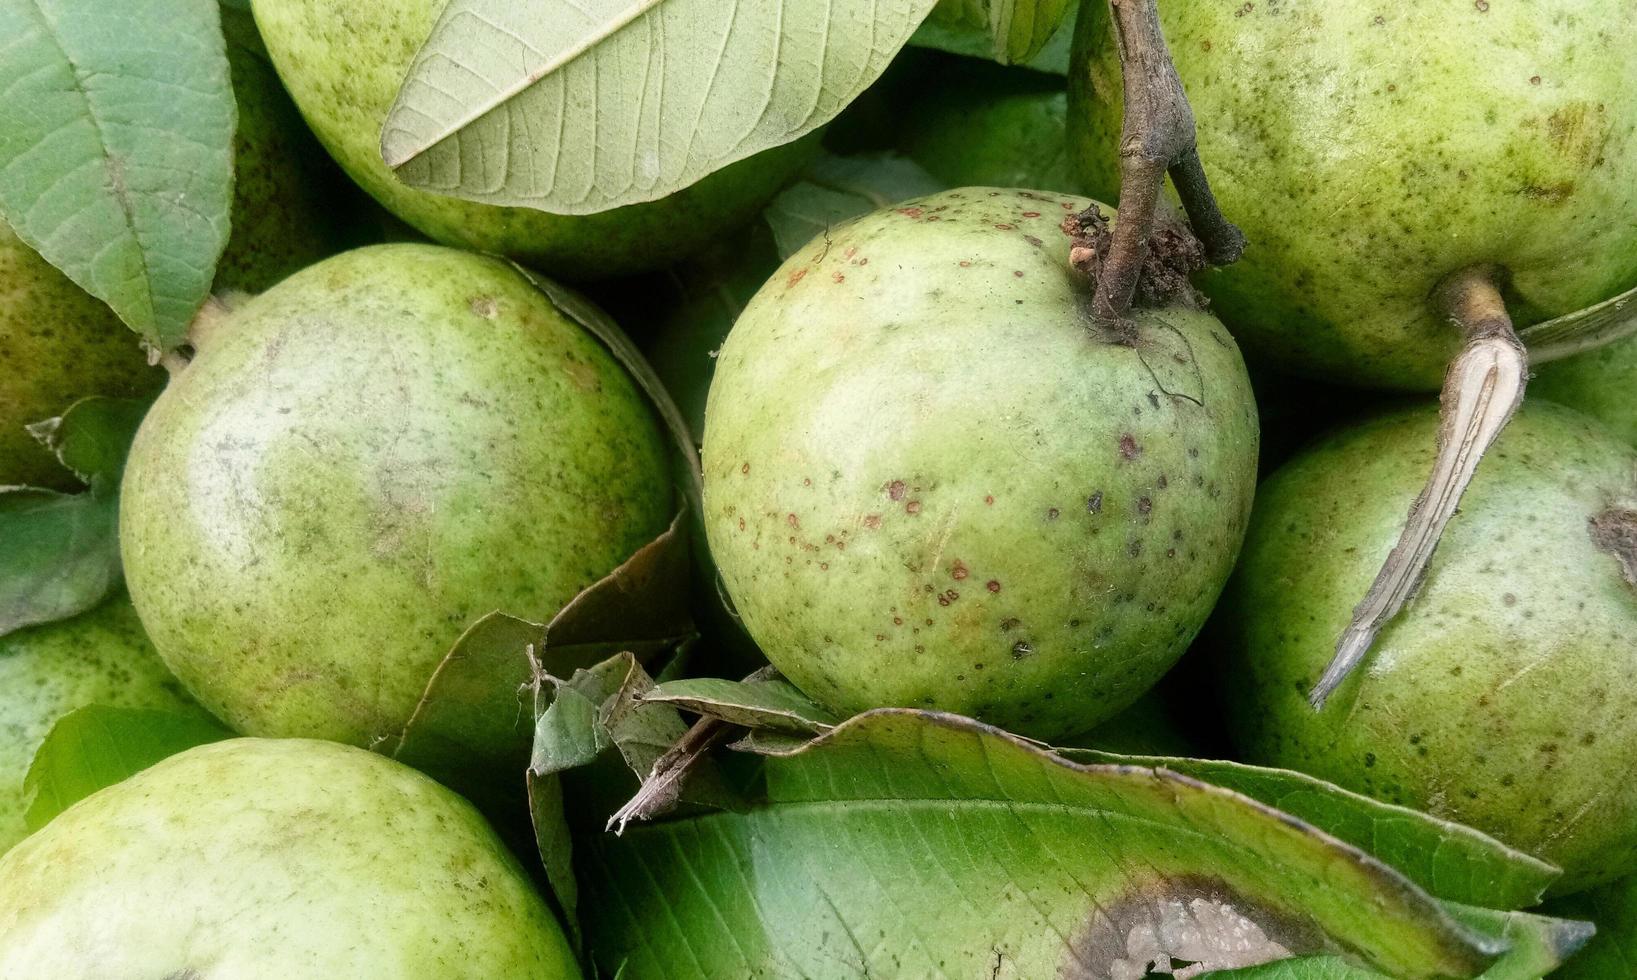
1085,0,1246,338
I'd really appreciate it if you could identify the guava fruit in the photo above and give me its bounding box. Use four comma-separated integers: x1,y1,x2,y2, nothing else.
0,223,160,490
0,737,579,977
897,57,1085,195
120,243,673,747
1216,401,1637,893
702,187,1259,741
1533,333,1637,447
1069,0,1637,391
250,0,816,281
1,17,345,489
0,596,192,854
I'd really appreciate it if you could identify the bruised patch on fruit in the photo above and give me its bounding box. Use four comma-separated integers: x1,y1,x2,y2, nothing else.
1060,875,1323,979
1590,506,1637,587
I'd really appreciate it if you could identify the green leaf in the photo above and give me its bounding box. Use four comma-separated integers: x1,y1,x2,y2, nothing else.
924,0,1075,65
380,0,942,215
576,709,1508,978
22,704,229,831
643,675,840,734
0,397,149,637
912,0,1076,72
1545,875,1637,978
0,0,234,351
1058,750,1559,912
1521,276,1637,364
764,153,946,258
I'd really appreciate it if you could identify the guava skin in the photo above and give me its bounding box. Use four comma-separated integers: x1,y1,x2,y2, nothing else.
1533,334,1637,447
250,0,816,282
120,244,673,748
0,222,160,489
0,738,580,978
1068,1,1637,390
1216,402,1637,893
0,596,192,854
702,188,1259,741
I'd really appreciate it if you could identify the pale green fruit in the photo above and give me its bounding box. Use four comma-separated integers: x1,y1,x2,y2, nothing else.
1533,334,1637,447
1069,1,1637,390
0,738,579,977
0,223,159,490
1217,402,1637,893
1,20,344,488
251,0,815,281
0,596,191,854
120,244,672,747
702,188,1259,741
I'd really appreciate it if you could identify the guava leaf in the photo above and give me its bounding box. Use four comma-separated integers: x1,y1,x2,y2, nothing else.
1205,906,1593,979
575,709,1508,979
1522,277,1637,364
0,0,234,352
763,153,945,259
1058,751,1559,912
912,0,1076,72
380,0,941,215
1545,875,1637,978
642,674,840,734
923,0,1074,65
22,704,229,832
0,397,149,637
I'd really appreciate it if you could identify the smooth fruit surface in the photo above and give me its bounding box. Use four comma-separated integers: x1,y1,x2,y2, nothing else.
0,597,191,854
703,188,1259,741
1070,1,1637,389
1217,402,1637,892
1533,334,1637,447
121,244,672,747
251,0,814,281
0,738,579,978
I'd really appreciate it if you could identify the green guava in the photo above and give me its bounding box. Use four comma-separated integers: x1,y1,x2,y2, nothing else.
120,243,673,747
0,737,579,977
897,57,1085,195
250,0,817,281
1533,334,1637,447
0,596,192,854
1,19,346,489
702,188,1259,741
1068,1,1637,390
1216,401,1637,893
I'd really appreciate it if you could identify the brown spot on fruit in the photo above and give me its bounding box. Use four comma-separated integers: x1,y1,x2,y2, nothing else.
905,500,923,515
897,207,924,218
951,561,970,581
1119,435,1142,460
987,580,1002,593
1087,492,1104,514
887,480,907,501
468,296,498,318
1590,507,1637,587
786,268,808,287
741,462,750,475
863,514,882,530
786,513,800,529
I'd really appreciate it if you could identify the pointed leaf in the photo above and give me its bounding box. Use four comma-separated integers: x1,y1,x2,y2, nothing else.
643,674,840,734
1546,875,1637,978
23,705,229,832
576,709,1506,979
1521,277,1637,364
0,0,234,351
912,0,1076,72
764,153,945,258
381,0,942,214
925,0,1074,64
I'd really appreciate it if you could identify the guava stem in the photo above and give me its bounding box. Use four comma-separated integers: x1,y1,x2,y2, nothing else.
1093,0,1243,327
1310,266,1527,708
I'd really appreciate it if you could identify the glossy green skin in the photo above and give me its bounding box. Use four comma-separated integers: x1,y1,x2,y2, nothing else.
0,597,191,854
251,0,815,281
898,59,1085,195
1,28,342,489
1069,1,1637,390
121,244,672,747
703,188,1259,741
1533,334,1637,447
1217,403,1637,893
0,738,578,977
0,223,159,489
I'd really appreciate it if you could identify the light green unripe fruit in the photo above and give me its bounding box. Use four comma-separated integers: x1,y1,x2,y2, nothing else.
1069,1,1637,390
703,188,1259,741
1533,334,1637,447
1217,402,1637,893
251,0,816,281
120,244,672,747
1,18,344,488
0,596,191,854
0,738,579,978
